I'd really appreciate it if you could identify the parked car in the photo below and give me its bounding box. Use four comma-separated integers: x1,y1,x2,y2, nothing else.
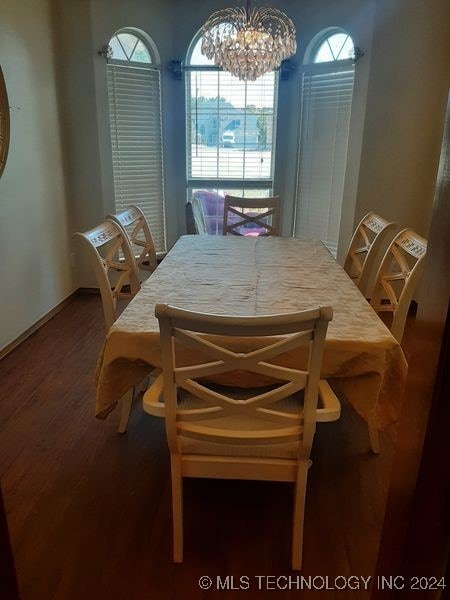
221,131,235,148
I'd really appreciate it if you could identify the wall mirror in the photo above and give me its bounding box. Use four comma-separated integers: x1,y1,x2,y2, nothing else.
0,66,10,178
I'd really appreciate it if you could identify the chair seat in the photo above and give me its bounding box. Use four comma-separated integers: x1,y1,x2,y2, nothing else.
144,378,340,459
180,436,301,459
177,385,303,459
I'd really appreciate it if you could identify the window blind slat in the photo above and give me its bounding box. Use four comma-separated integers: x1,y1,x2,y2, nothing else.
107,63,166,252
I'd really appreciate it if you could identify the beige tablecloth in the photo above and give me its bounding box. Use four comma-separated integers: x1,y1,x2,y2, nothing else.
95,235,408,429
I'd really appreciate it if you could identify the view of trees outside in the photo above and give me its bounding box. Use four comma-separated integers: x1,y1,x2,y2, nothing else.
189,96,270,149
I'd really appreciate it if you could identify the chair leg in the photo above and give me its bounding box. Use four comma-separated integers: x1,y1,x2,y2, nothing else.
368,420,380,454
171,455,183,563
117,388,134,434
118,370,160,433
291,461,309,571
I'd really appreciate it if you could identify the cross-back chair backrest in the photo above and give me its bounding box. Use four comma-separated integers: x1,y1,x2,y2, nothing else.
156,304,332,459
75,221,141,329
370,228,427,342
223,195,281,236
343,212,396,294
107,205,157,272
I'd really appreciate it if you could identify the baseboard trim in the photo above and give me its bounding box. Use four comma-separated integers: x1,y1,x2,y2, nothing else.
0,290,78,361
76,287,101,295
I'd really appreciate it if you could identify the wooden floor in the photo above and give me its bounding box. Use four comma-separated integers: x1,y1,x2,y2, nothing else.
0,294,407,600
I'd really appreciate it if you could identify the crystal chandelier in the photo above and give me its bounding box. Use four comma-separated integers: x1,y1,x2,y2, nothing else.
201,0,296,81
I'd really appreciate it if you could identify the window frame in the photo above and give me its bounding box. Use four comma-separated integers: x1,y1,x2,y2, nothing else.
108,27,160,67
292,28,356,253
184,31,279,197
106,27,166,254
303,27,355,65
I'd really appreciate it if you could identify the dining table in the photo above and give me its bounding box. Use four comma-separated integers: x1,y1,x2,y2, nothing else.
95,235,408,430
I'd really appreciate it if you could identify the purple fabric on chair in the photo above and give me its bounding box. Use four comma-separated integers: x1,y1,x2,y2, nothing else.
192,191,224,235
194,191,224,217
192,190,269,236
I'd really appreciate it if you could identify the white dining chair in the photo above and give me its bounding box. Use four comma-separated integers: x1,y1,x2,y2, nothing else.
75,220,141,330
143,304,340,570
107,205,158,273
75,220,143,433
223,196,281,236
344,212,397,296
370,228,427,343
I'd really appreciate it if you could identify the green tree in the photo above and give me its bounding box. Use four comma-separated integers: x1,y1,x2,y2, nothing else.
256,114,267,150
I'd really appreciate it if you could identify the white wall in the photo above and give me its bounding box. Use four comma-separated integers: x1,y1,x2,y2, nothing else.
0,0,74,351
354,0,450,237
341,0,450,289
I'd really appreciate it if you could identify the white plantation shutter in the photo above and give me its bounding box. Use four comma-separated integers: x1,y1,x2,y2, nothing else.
294,62,354,254
107,63,166,253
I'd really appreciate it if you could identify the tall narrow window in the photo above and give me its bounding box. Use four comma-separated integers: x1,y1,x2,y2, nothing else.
294,30,355,254
185,33,278,235
107,29,166,253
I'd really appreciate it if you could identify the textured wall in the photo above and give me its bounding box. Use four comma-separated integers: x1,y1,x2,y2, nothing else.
0,0,74,350
354,0,450,236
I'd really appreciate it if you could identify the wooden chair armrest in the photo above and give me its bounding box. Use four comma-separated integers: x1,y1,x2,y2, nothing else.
143,376,340,422
316,380,341,422
142,374,165,417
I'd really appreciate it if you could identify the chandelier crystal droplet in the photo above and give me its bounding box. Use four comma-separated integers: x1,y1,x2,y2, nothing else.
201,0,296,81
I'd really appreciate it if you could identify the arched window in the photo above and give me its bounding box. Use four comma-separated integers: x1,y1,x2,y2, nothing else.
185,32,278,235
106,29,166,253
294,29,356,254
109,30,152,64
312,31,354,63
